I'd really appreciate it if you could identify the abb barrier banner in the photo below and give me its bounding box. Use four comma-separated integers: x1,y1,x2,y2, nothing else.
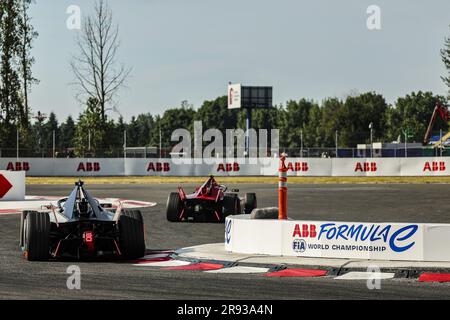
0,170,25,201
260,158,332,176
401,157,450,176
53,159,124,176
2,157,450,177
0,158,124,176
332,158,401,176
124,158,261,176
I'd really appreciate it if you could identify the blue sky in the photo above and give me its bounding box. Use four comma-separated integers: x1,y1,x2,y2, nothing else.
29,0,450,122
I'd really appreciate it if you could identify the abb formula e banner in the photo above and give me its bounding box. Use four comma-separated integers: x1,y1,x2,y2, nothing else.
0,170,25,201
225,215,450,262
2,157,450,177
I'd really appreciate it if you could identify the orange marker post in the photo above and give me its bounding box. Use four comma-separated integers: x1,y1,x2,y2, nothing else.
278,153,288,220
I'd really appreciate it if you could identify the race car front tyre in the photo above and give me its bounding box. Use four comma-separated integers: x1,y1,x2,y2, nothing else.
119,210,146,260
23,211,50,261
223,194,241,219
244,193,257,214
166,192,183,222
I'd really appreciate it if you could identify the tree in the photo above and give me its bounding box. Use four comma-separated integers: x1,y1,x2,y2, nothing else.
127,113,154,147
195,96,240,133
74,97,106,156
17,0,39,126
110,116,126,150
0,0,22,137
319,97,343,147
389,91,446,143
336,92,388,147
0,0,37,150
303,104,323,147
441,26,450,96
149,115,161,147
42,112,58,153
384,105,402,143
70,0,131,123
59,116,75,150
251,106,283,150
160,107,195,150
284,99,317,148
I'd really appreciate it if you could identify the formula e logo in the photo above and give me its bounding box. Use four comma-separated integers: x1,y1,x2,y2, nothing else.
293,239,306,253
225,219,232,244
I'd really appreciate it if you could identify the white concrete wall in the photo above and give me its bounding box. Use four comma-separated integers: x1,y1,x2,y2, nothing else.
1,157,450,176
225,215,450,262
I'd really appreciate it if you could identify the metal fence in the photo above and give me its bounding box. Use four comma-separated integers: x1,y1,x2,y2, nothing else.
280,147,450,158
1,146,449,158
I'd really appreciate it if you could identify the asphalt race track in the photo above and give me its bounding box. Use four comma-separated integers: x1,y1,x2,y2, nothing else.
2,183,450,299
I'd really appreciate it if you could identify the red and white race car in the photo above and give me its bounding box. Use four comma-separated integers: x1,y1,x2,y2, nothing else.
166,176,257,223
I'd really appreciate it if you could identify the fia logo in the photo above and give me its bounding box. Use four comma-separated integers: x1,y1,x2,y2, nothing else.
293,239,306,253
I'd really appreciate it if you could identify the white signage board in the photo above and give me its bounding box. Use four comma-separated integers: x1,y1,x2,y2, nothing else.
225,215,444,261
227,83,242,109
0,170,25,201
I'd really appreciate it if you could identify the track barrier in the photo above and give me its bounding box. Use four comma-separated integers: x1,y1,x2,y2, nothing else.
225,215,450,262
2,157,450,176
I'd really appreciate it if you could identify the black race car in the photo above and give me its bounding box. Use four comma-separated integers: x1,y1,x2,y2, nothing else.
19,180,145,261
166,175,257,223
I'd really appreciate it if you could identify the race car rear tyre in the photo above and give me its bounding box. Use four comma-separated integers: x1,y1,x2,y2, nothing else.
20,211,30,248
244,193,257,214
166,192,183,222
223,194,241,220
119,210,146,260
23,211,50,261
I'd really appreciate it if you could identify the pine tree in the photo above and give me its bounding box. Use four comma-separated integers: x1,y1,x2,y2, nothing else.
59,116,75,150
74,98,106,156
18,0,39,127
0,0,22,125
442,27,450,97
0,0,37,149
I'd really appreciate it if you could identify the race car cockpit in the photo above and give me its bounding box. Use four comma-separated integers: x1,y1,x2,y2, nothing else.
77,198,91,218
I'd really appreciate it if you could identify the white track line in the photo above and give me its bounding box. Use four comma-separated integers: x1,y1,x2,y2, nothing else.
140,253,172,260
334,272,395,280
133,260,191,267
205,266,270,274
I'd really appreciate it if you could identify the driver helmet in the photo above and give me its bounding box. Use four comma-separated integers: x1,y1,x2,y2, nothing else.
78,198,89,217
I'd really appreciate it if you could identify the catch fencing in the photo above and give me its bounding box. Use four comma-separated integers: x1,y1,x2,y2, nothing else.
2,146,449,159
